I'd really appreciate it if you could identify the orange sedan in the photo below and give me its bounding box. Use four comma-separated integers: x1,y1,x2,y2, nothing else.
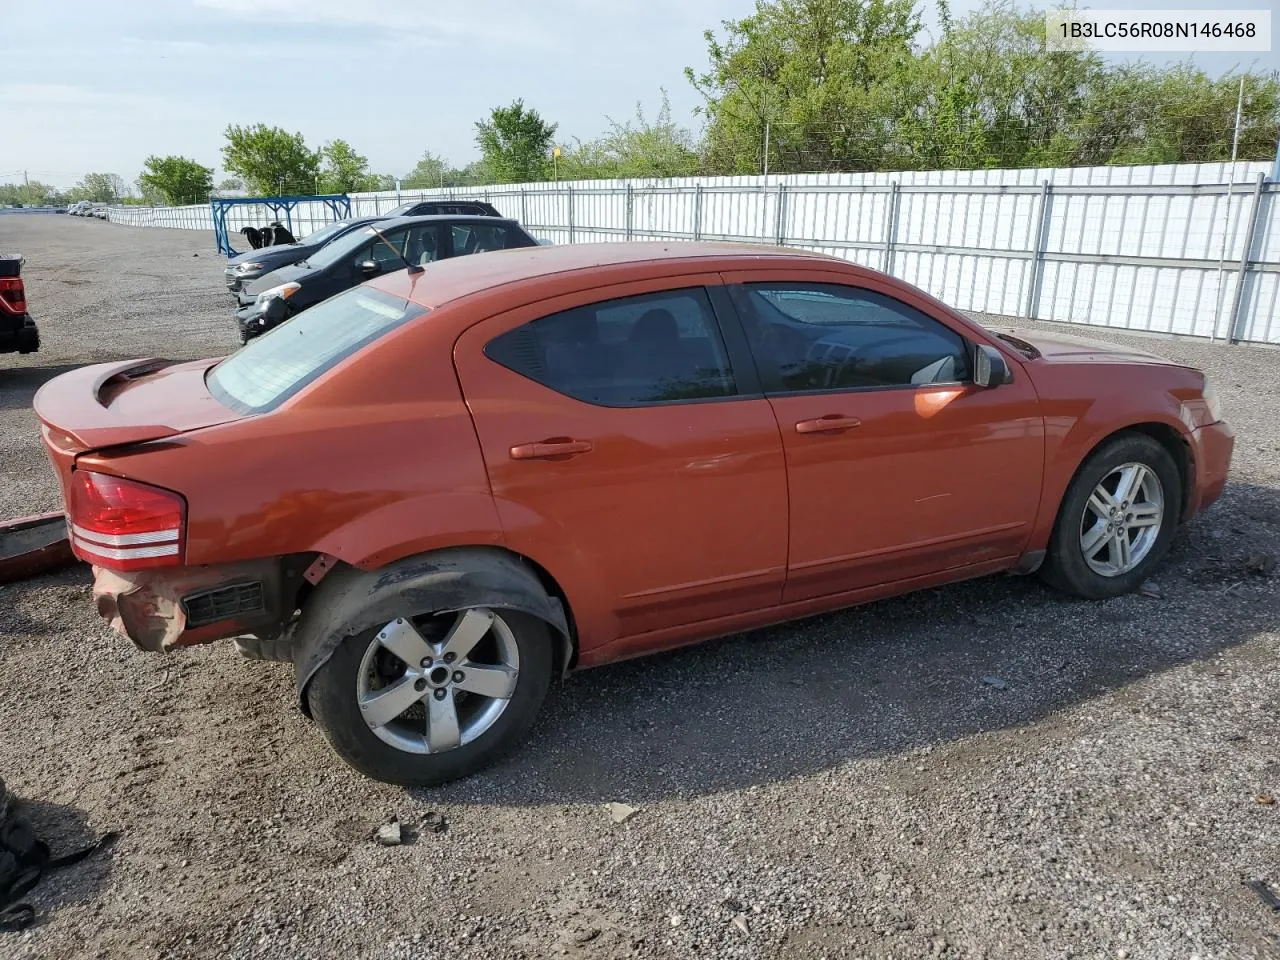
34,243,1233,785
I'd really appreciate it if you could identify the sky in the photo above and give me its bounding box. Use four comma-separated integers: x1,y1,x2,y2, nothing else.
0,0,1276,191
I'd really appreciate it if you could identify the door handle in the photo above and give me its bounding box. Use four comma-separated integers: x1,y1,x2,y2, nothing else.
794,415,861,434
510,439,594,460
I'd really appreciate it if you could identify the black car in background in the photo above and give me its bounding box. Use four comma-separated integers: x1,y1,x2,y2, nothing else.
0,254,37,354
234,215,537,341
223,217,381,292
384,199,503,218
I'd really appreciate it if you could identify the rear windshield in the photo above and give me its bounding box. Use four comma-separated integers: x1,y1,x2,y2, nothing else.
208,286,426,414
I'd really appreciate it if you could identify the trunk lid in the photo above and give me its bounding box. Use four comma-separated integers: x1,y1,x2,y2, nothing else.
34,357,241,455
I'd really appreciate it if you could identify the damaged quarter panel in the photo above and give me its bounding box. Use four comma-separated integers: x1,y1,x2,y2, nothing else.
76,309,504,573
290,547,572,712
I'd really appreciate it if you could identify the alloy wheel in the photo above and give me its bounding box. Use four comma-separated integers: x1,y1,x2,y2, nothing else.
356,608,520,755
1079,462,1165,577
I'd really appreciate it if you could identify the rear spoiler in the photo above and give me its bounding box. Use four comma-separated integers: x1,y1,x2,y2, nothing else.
34,358,180,451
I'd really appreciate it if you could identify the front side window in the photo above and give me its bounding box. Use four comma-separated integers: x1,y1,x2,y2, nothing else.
351,229,410,270
485,288,737,406
208,286,425,413
738,283,970,392
303,227,379,270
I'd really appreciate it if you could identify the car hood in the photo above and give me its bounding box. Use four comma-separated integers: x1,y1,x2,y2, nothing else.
243,262,314,298
994,328,1176,366
226,244,311,268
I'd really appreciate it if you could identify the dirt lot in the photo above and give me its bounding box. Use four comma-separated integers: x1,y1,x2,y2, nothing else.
1,214,1278,960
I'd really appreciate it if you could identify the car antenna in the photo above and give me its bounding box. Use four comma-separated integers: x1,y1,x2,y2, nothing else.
367,225,425,275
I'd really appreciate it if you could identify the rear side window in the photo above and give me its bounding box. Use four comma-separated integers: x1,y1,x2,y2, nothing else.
450,223,531,255
208,287,425,413
485,288,737,406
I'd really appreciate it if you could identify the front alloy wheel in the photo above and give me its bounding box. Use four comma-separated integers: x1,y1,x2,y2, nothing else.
1079,462,1165,577
1041,431,1181,599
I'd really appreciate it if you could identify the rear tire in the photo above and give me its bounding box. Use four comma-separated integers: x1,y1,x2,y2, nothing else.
1040,432,1181,599
307,607,552,786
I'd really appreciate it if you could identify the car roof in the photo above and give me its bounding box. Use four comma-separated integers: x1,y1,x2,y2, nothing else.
369,241,852,311
372,215,519,228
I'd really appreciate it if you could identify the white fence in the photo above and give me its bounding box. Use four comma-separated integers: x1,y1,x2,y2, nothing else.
108,161,1280,344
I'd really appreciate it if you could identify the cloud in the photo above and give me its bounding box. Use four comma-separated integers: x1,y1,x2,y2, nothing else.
192,0,559,48
0,83,171,110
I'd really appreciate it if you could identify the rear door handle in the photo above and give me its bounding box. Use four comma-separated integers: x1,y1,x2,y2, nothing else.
794,415,861,434
509,439,594,460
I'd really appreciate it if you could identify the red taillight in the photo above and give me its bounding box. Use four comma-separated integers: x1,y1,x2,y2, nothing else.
67,471,185,571
0,278,25,315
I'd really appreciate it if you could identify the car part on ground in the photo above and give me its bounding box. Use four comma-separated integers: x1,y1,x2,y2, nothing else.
33,242,1234,785
0,254,38,355
0,777,119,932
0,513,75,585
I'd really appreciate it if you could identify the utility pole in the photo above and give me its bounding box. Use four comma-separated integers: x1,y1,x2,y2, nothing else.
1211,76,1247,341
23,170,28,187
763,122,770,180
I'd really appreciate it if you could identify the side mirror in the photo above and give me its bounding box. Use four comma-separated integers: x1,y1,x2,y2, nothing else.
973,344,1012,388
358,259,381,275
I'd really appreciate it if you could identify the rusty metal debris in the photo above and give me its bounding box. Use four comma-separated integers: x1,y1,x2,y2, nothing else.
0,513,76,585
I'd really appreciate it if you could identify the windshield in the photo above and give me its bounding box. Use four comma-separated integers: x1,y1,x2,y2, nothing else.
301,226,380,270
298,220,353,246
208,286,426,413
387,202,416,216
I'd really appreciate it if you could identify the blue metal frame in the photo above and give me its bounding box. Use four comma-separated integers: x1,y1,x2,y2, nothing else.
210,194,353,257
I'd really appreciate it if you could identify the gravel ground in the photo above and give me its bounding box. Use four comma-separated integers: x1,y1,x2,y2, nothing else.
1,215,1278,960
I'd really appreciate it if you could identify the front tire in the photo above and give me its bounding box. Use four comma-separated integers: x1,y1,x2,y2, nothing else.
1040,432,1181,599
307,607,552,786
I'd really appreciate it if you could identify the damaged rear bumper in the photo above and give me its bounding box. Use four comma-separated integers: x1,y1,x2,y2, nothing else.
93,559,288,652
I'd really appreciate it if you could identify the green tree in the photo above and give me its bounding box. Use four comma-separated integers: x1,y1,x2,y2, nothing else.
687,0,921,174
0,181,61,206
221,123,320,195
74,173,124,203
560,90,701,180
1078,65,1280,166
137,155,214,205
402,151,450,188
318,139,373,193
892,0,1106,170
403,152,487,188
218,177,245,191
687,0,1279,173
475,100,557,183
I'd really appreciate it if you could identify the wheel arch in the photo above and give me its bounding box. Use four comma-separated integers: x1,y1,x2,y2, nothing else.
1122,422,1193,522
1063,422,1192,525
291,545,575,717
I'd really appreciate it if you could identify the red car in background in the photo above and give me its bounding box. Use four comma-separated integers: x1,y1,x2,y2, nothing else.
34,242,1232,785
